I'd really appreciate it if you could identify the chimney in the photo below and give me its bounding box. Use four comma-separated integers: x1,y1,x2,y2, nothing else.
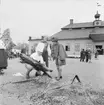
29,36,32,40
70,19,73,24
41,36,44,39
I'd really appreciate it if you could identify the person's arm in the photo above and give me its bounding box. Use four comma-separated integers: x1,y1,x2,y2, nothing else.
47,44,51,57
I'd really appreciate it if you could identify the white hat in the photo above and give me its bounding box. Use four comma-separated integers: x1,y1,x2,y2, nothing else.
36,42,45,53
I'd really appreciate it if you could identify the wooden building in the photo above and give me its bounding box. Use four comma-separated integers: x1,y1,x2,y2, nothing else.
28,12,104,56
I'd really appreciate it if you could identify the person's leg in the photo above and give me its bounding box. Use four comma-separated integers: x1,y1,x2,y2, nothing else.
89,56,91,63
45,60,48,67
82,56,85,62
87,57,88,62
25,64,33,79
54,59,62,80
56,65,62,80
80,58,82,62
83,58,85,62
89,59,91,63
80,56,82,62
86,56,88,62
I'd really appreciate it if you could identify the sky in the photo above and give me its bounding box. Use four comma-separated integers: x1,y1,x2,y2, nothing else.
0,0,104,44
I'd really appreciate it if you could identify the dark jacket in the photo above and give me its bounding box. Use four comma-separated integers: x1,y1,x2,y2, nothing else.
80,50,85,59
42,48,48,67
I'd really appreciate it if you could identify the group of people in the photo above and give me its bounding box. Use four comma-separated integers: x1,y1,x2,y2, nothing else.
80,48,92,63
8,51,20,59
25,37,67,81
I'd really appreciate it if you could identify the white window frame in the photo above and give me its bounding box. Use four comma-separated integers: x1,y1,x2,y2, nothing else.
75,43,80,52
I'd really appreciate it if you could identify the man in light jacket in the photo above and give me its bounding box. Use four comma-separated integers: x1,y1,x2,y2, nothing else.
51,37,67,80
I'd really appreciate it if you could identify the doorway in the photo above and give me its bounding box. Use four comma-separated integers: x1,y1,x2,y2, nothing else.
95,45,103,55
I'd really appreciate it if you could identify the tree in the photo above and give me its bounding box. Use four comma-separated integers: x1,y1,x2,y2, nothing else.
1,29,11,47
1,28,16,51
7,42,16,51
13,42,29,54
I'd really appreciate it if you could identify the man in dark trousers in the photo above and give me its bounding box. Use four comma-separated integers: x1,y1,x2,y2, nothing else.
85,49,89,62
41,37,51,75
80,49,85,62
42,42,49,67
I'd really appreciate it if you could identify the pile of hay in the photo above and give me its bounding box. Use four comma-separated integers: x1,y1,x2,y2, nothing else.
0,76,104,105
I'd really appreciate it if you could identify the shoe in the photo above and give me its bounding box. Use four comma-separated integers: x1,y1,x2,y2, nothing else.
35,71,41,77
55,76,62,81
55,77,60,81
50,70,53,72
60,76,62,79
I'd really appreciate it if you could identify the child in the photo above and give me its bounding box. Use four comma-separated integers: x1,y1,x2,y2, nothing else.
25,42,45,79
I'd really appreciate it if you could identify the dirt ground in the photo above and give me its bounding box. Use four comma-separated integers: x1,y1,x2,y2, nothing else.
0,57,104,105
0,76,104,105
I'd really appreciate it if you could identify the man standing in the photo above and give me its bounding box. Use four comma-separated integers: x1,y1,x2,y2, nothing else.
51,37,67,80
41,37,51,67
95,48,98,59
85,49,89,62
88,48,92,63
80,49,85,62
34,37,51,76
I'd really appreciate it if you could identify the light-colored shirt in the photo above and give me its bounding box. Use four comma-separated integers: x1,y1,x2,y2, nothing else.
30,52,44,64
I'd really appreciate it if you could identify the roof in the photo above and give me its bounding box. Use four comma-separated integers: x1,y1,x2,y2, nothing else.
90,34,104,42
62,21,104,29
52,28,104,40
28,20,104,41
28,38,41,41
28,37,52,41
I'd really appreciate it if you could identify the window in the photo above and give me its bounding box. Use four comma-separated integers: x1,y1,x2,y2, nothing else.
75,43,80,52
86,44,93,50
65,44,70,51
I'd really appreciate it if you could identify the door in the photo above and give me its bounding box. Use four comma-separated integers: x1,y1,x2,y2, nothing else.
95,45,103,55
